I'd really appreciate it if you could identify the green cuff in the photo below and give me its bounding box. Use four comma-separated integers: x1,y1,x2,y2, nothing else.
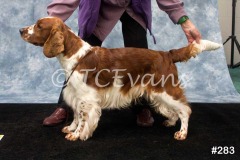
177,16,189,25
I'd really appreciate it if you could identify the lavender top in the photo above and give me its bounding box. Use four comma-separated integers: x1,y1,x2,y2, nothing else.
47,0,187,41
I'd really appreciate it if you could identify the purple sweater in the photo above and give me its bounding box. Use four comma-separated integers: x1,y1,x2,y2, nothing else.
47,0,186,41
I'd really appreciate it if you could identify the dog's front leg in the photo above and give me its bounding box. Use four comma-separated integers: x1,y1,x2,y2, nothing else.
65,103,101,141
62,109,78,134
62,87,79,135
79,105,101,141
65,109,84,141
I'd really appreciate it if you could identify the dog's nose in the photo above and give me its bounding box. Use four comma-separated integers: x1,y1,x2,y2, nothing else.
19,28,24,35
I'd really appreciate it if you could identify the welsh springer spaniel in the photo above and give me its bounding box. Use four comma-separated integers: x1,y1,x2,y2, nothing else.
20,17,221,141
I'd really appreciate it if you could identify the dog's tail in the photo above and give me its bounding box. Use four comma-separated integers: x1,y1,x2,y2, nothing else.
169,40,222,63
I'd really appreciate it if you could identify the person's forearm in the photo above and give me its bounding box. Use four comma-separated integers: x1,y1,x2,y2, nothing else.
47,0,80,22
156,0,187,24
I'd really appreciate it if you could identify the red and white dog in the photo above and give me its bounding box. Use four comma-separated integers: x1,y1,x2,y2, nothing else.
20,17,221,141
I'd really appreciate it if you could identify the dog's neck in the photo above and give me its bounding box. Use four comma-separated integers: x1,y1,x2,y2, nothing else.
57,29,92,74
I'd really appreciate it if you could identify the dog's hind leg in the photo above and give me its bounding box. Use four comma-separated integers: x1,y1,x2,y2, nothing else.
150,91,191,140
160,105,179,127
150,98,179,127
172,102,191,140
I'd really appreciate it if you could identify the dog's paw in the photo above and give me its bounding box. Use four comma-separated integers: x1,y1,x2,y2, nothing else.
79,132,92,141
79,135,89,141
163,120,176,127
62,126,72,134
65,133,80,141
174,131,187,140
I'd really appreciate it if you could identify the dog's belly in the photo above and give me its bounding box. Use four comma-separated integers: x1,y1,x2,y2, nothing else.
99,86,145,109
63,82,145,110
62,71,146,110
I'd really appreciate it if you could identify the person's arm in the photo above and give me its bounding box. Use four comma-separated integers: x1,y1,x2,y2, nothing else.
156,0,201,44
47,0,80,22
156,0,186,24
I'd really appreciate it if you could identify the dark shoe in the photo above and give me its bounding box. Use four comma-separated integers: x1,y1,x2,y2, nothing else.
137,108,154,127
43,107,67,126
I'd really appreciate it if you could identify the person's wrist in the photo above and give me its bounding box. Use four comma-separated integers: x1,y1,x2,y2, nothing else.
177,16,189,25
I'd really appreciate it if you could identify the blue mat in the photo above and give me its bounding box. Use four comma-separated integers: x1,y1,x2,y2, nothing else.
0,0,239,103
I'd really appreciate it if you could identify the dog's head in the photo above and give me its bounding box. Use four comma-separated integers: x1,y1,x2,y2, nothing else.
20,17,66,58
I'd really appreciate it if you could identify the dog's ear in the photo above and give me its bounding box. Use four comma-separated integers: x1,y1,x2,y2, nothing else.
43,27,64,58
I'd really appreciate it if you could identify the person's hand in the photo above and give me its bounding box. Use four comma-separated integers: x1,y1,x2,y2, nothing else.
181,19,201,44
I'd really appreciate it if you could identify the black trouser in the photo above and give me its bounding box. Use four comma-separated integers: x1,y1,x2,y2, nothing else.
58,12,149,111
84,12,148,48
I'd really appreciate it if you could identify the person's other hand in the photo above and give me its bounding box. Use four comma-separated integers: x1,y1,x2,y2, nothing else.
181,19,201,44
